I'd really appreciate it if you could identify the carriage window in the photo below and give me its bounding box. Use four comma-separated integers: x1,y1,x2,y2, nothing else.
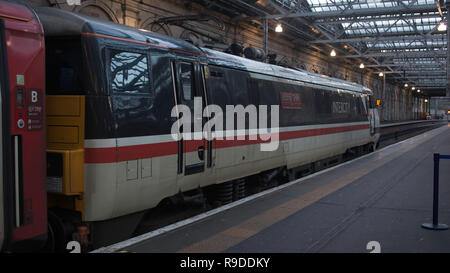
109,50,150,94
180,62,194,101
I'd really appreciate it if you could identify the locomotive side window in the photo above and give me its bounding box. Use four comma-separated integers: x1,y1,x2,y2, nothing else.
205,66,231,110
180,62,194,101
109,50,150,95
361,95,368,114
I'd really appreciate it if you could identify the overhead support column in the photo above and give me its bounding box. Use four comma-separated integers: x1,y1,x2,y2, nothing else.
435,98,439,119
263,19,268,62
447,0,450,97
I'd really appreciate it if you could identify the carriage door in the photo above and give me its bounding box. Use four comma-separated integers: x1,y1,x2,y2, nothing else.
369,112,376,135
368,96,376,135
174,61,206,175
364,95,376,135
0,18,13,251
0,18,7,250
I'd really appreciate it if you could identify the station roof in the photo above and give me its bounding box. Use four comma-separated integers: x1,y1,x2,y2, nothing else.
196,0,448,96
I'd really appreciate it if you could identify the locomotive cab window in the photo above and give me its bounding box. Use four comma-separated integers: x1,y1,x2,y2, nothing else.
180,62,195,101
108,50,151,95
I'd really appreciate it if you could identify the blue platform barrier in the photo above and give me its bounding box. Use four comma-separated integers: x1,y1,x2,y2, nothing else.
422,153,449,230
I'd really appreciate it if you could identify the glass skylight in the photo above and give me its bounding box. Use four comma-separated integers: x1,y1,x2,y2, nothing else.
270,0,446,87
296,0,447,87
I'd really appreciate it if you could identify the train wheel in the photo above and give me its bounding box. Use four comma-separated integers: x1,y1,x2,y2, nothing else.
42,211,67,253
206,182,234,207
232,180,246,201
41,221,55,252
370,142,377,152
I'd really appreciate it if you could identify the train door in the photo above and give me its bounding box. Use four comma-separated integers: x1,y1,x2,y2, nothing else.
201,64,213,169
0,1,47,251
0,18,9,251
369,112,376,135
173,60,206,176
366,96,376,135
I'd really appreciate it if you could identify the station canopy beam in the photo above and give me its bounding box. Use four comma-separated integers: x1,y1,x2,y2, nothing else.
199,0,448,95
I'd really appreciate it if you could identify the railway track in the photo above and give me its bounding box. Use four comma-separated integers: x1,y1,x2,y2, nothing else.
118,120,449,247
378,120,447,149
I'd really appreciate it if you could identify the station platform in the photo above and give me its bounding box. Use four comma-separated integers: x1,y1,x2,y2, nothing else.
95,124,450,253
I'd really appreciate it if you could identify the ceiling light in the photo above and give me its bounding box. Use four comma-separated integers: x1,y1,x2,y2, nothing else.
275,24,283,33
379,72,384,77
330,49,336,57
425,99,428,103
438,20,447,32
417,89,421,93
360,63,365,69
404,83,409,88
412,87,416,90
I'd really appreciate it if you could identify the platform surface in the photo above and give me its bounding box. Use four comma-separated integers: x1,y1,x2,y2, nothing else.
102,124,450,253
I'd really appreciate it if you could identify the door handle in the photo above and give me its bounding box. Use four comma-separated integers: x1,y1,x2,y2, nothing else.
198,146,205,161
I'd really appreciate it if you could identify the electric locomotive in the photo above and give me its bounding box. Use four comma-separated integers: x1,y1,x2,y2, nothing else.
36,7,380,250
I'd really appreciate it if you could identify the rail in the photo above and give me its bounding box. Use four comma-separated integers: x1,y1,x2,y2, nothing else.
379,120,446,144
380,119,443,128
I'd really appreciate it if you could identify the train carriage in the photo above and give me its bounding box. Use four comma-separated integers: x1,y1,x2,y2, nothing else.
36,7,380,250
0,0,47,252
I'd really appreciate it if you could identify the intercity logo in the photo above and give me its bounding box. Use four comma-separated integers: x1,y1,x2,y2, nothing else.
171,97,280,152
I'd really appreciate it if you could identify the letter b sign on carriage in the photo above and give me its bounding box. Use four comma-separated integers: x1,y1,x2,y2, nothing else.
31,90,38,103
26,89,44,131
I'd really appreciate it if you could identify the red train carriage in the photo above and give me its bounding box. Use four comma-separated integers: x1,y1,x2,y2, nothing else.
0,0,46,251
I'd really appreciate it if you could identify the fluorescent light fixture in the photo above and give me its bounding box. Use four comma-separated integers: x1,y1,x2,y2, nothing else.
330,49,336,57
438,20,447,32
275,24,283,33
